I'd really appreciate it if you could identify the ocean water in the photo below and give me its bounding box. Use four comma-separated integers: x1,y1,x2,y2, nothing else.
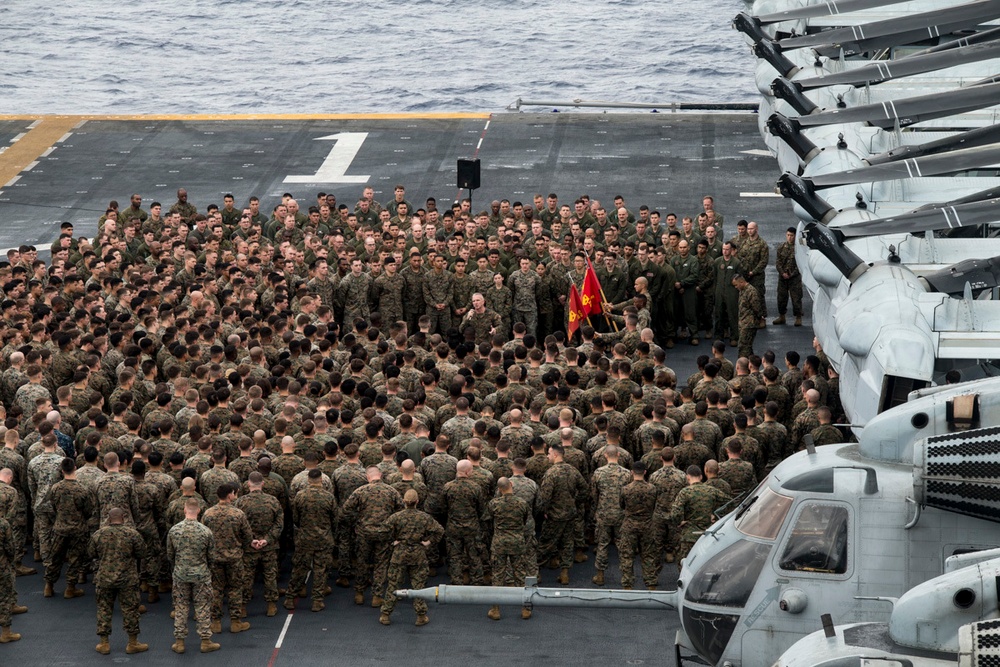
0,0,756,115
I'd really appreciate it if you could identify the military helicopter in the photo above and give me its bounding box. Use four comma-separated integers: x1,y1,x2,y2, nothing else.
398,375,1000,667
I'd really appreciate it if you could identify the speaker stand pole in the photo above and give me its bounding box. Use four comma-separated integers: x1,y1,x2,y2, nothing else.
467,187,472,217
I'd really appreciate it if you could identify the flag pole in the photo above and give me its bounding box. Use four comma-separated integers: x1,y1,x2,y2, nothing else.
586,254,619,332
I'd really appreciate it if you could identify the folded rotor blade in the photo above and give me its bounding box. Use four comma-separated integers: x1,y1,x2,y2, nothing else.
796,82,1000,129
807,143,1000,188
756,0,920,25
921,255,1000,295
795,40,1000,89
836,198,1000,236
867,124,1000,165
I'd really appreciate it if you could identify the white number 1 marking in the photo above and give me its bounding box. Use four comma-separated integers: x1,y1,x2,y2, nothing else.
283,132,370,184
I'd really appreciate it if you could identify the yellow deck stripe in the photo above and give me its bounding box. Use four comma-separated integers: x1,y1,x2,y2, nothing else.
0,117,80,187
0,113,491,122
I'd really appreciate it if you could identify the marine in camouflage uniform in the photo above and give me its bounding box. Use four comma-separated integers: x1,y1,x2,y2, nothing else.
507,260,540,339
485,480,532,619
201,486,252,627
342,264,375,329
0,515,17,639
332,459,367,583
441,464,487,585
589,456,631,584
620,468,659,589
484,283,514,335
669,474,731,567
738,224,769,319
718,458,757,498
234,478,283,613
461,306,502,344
372,262,405,326
89,511,146,646
45,468,96,595
650,460,687,572
735,276,765,358
422,257,454,334
0,477,27,577
379,492,444,624
167,509,216,646
774,229,803,324
400,256,427,334
27,445,64,562
286,473,338,610
451,263,475,330
341,472,402,604
537,450,588,579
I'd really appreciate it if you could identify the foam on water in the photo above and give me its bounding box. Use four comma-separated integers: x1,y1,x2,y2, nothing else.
0,0,756,114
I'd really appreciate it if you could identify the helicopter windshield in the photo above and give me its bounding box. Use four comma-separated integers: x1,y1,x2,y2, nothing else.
778,504,849,574
735,488,793,540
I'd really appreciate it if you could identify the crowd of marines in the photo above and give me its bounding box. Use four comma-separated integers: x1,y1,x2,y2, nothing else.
0,184,842,655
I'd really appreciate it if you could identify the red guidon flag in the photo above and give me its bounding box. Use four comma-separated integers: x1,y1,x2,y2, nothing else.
581,258,604,317
568,283,586,338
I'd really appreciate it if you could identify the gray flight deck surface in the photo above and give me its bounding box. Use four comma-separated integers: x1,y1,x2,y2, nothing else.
0,112,815,665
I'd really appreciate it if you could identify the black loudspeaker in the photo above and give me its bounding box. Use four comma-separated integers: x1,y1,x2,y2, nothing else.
457,158,481,190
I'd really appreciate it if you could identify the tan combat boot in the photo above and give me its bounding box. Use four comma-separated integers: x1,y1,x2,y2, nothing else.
311,600,325,612
558,568,570,585
126,634,148,654
353,591,364,605
648,584,658,590
794,316,802,326
64,583,84,599
371,595,383,608
210,619,222,634
772,315,786,325
487,605,501,621
591,570,605,586
200,638,221,653
521,607,532,620
43,582,54,598
284,597,296,611
573,548,588,563
95,636,110,654
230,619,251,633
379,612,391,625
415,614,429,626
335,576,350,588
171,639,185,654
147,589,159,604
15,564,36,577
266,602,278,617
11,605,27,615
0,626,21,643
158,582,172,593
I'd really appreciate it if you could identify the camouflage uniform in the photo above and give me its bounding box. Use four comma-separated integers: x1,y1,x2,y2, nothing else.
811,424,845,446
451,272,475,329
590,463,631,574
650,465,687,572
332,463,367,579
235,490,283,605
133,477,163,590
0,517,14,631
507,269,540,339
338,271,372,332
620,479,658,588
484,286,513,334
718,459,757,498
95,473,138,529
379,507,444,618
441,476,486,585
341,481,403,599
199,467,240,508
462,309,502,344
487,493,531,587
167,518,215,641
537,462,588,570
45,478,95,588
0,482,26,568
400,265,426,333
287,485,337,606
775,239,802,319
739,236,769,314
737,283,765,358
669,482,731,565
90,522,146,639
422,269,454,334
202,501,252,622
372,272,405,326
27,451,64,561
